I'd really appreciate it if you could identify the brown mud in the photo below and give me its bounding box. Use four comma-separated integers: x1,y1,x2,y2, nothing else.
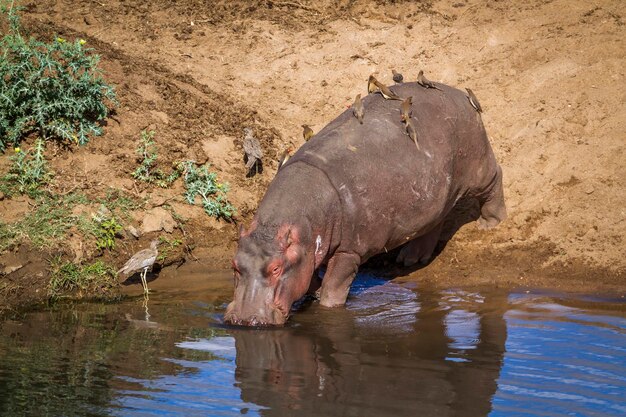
1,0,624,312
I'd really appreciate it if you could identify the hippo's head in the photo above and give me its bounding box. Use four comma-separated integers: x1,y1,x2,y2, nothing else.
224,222,315,326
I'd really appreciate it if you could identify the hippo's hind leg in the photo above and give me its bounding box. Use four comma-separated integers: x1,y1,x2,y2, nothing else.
319,252,360,307
477,165,507,230
396,223,443,267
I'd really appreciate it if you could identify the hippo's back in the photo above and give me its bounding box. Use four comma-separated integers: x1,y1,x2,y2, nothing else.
283,82,495,258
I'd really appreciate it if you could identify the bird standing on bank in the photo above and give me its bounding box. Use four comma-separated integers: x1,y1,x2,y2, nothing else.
243,128,263,176
465,88,483,113
352,94,364,124
117,240,159,295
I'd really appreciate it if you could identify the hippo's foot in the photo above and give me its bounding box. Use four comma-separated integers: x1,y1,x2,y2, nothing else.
477,165,507,230
396,224,443,267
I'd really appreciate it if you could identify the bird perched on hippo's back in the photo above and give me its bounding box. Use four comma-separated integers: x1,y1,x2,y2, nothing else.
242,127,263,177
368,75,403,100
352,94,364,124
392,69,404,83
465,88,483,113
302,124,314,141
417,70,442,91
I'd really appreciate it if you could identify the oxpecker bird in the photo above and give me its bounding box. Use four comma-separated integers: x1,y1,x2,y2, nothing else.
352,94,364,124
368,75,403,100
417,70,442,91
302,124,314,141
466,88,483,113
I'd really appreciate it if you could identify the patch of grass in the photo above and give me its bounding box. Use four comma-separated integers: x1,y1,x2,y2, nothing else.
181,161,235,220
0,192,87,251
0,0,117,150
2,138,52,197
157,236,182,263
132,130,181,188
48,258,117,299
98,188,146,221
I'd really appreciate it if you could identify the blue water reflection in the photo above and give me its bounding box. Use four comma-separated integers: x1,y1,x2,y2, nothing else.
0,275,624,417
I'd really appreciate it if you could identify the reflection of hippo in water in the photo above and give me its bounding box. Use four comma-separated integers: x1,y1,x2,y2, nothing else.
230,289,508,417
225,81,507,326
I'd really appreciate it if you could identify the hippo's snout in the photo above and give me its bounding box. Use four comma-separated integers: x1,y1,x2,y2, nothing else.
224,301,288,327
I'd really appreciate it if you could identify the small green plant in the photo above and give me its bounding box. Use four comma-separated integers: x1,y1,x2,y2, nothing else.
157,236,182,262
181,161,236,220
132,130,181,187
94,217,123,251
48,258,117,299
0,1,117,150
1,192,87,251
2,139,52,196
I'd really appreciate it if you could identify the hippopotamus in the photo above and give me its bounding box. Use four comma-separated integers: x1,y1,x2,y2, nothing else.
225,81,507,326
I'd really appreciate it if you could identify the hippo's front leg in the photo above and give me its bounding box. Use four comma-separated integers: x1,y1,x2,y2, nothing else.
319,252,360,307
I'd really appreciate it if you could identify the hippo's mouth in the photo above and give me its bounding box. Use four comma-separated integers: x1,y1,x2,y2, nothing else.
223,302,289,327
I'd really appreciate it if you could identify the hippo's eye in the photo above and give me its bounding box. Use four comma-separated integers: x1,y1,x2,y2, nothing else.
272,266,280,275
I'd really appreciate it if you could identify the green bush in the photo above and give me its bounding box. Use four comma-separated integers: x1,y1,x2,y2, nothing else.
181,161,235,220
94,217,123,251
48,258,117,299
132,130,181,187
0,1,116,150
2,138,52,196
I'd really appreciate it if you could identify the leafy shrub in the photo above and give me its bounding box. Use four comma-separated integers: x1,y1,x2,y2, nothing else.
2,139,52,196
181,161,236,220
94,217,123,251
132,130,181,187
48,258,117,299
0,1,116,150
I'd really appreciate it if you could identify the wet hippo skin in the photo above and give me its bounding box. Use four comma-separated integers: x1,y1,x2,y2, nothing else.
225,82,507,326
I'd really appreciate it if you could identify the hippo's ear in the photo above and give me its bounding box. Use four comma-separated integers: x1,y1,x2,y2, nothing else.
278,228,293,251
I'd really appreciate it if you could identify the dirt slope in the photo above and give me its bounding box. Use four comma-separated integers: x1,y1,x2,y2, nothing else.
1,0,624,309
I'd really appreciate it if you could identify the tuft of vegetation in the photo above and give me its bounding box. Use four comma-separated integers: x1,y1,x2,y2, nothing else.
1,139,52,197
48,258,117,299
0,193,88,252
94,217,123,251
132,130,181,188
181,161,236,220
0,0,117,150
157,236,182,263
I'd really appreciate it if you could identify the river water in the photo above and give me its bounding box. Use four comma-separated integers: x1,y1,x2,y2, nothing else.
0,272,624,417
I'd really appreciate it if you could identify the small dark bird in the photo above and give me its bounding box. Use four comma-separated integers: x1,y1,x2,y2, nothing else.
243,128,263,176
466,88,483,113
277,147,293,171
405,118,419,150
368,75,402,100
400,96,413,122
352,94,364,124
118,240,159,295
392,69,404,83
417,70,442,91
302,124,314,141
